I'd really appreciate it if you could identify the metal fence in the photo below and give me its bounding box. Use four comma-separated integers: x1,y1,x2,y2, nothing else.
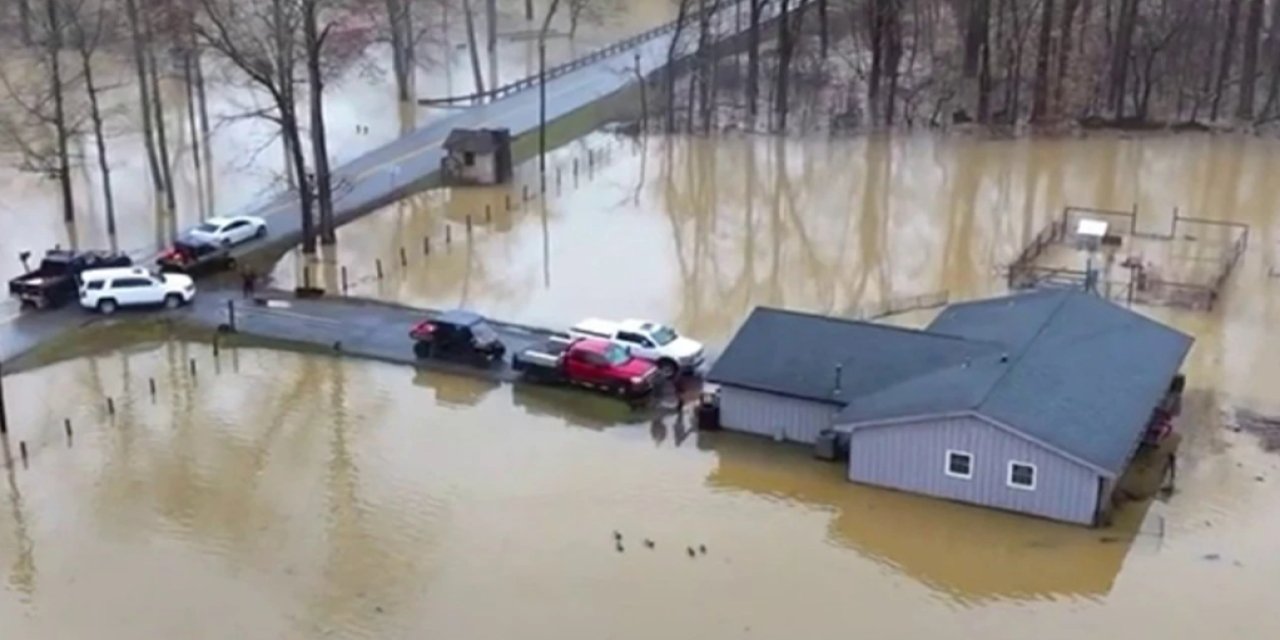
416,0,809,106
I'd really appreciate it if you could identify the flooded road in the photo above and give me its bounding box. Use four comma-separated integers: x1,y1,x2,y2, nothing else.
1,337,1278,639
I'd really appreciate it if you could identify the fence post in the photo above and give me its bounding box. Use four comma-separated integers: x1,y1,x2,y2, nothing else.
227,299,237,332
399,247,408,267
376,259,384,279
485,204,492,222
423,236,431,255
446,226,452,245
466,215,473,236
341,266,349,293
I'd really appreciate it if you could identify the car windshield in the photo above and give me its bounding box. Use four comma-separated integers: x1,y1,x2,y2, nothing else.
471,321,498,342
650,325,678,346
195,222,220,233
602,344,630,365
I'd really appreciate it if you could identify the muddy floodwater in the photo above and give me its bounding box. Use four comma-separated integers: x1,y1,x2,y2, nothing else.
0,336,1277,639
8,98,1280,635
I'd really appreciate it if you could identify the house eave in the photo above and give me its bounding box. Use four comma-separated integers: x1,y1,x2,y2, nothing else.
836,409,1117,478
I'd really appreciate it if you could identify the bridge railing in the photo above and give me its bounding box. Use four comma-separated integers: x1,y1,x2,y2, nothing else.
419,0,801,106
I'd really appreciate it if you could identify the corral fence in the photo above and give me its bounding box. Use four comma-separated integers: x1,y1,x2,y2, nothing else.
1007,205,1250,312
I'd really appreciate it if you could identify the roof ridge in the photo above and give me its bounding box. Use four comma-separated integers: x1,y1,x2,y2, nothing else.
753,305,995,346
970,291,1072,410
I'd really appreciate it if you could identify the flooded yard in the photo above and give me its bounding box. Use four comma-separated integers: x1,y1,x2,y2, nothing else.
0,337,1277,639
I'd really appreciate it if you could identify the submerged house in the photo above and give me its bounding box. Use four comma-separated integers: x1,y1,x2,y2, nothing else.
441,128,513,185
707,290,1193,526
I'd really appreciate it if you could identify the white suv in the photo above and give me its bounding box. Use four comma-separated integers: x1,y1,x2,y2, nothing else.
569,318,705,377
79,267,196,314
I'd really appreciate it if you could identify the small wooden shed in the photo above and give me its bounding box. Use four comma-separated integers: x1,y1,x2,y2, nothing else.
441,128,513,185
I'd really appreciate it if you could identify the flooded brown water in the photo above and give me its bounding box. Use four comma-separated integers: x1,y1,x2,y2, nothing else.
4,130,1280,637
1,335,1279,639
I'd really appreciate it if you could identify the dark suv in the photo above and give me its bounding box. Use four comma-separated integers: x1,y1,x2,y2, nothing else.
409,310,506,364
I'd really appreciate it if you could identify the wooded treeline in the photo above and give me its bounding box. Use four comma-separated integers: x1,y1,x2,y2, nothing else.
662,0,1280,132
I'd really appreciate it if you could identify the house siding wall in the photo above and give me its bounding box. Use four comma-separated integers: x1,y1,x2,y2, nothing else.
719,386,837,445
846,415,1101,525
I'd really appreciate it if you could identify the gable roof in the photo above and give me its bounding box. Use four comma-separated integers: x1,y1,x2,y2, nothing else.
838,290,1193,475
443,128,506,153
706,307,999,405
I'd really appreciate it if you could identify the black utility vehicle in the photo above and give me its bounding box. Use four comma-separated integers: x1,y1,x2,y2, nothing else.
408,310,506,364
8,249,132,309
156,238,236,276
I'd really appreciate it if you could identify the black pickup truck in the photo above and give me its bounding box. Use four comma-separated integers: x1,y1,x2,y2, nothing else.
7,249,133,309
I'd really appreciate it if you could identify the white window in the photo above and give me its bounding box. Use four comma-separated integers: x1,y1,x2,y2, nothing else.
1008,461,1037,490
945,450,973,479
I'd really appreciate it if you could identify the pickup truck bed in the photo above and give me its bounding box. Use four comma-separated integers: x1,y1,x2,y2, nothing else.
511,336,575,380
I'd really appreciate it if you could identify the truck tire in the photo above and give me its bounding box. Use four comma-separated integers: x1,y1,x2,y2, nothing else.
413,341,433,359
97,298,118,315
164,294,183,310
255,225,267,239
657,358,679,378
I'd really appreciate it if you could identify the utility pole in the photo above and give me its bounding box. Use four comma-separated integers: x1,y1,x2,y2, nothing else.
538,0,562,193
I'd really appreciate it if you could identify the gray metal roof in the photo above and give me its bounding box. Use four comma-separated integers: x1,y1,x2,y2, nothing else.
838,290,1193,474
443,128,506,153
706,307,1000,405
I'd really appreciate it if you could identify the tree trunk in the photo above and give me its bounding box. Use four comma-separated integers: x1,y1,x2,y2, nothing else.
144,12,176,216
193,46,214,211
182,47,204,219
123,0,165,203
44,0,74,224
774,0,792,131
746,0,762,122
1031,0,1055,122
665,0,693,133
1211,0,1243,120
1259,0,1280,118
384,0,413,102
304,1,336,245
868,0,884,124
818,0,828,58
17,0,32,44
1237,0,1264,120
1108,0,1138,117
525,0,533,21
463,0,486,97
964,0,990,77
1054,0,1079,116
81,40,116,234
697,0,712,134
884,0,902,125
485,0,498,90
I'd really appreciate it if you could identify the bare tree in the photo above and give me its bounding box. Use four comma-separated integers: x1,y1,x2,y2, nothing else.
123,0,166,205
1210,0,1242,120
664,0,695,132
746,0,765,123
1236,0,1263,120
1030,0,1054,122
67,0,117,234
302,0,338,244
462,0,485,97
16,0,33,44
383,0,414,102
143,0,177,216
197,0,318,253
43,0,75,223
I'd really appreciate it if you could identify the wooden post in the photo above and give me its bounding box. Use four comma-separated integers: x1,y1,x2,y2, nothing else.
485,204,492,222
107,397,115,415
446,226,452,244
522,184,529,201
399,246,408,266
505,194,512,211
227,299,236,332
149,378,156,397
64,418,72,439
423,237,431,255
19,441,26,468
189,358,197,378
466,215,473,235
376,259,384,279
573,158,579,186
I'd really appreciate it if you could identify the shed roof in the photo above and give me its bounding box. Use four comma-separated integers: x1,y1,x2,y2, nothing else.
443,128,507,153
838,290,1193,475
706,307,999,405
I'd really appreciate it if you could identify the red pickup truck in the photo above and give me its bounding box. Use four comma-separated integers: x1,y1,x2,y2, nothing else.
512,336,659,397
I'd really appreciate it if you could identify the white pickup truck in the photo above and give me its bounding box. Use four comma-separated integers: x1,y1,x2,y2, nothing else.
569,318,705,377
